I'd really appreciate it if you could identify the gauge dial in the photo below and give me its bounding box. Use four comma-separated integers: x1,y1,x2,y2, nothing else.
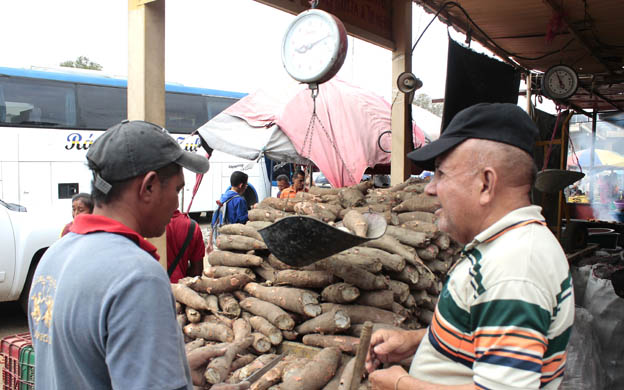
542,64,579,100
281,9,348,84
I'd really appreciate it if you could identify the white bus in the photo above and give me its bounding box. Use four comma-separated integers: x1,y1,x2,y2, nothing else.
0,66,271,219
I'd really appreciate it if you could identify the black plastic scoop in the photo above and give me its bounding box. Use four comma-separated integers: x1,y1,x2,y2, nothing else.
258,213,387,267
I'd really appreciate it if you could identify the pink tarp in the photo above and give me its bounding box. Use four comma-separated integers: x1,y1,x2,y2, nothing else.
225,78,424,187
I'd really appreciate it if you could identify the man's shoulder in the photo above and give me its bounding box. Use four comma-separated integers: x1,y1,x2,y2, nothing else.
73,232,158,265
230,194,246,204
280,187,296,197
167,212,189,231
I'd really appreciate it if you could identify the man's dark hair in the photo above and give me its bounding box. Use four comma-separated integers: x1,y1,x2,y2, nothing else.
72,193,94,212
230,171,248,187
90,162,181,206
293,170,305,180
276,174,290,183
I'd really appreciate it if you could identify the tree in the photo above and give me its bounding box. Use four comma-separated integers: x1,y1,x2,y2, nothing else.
60,56,103,71
412,93,443,117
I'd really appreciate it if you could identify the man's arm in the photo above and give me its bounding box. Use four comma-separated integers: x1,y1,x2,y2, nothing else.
468,280,569,389
366,329,426,372
187,223,205,277
369,366,474,390
188,260,203,277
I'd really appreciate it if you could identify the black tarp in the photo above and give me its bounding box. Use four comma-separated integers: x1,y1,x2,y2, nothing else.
441,39,521,131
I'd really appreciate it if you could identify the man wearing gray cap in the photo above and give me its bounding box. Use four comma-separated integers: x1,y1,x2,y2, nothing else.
27,120,245,389
365,103,574,390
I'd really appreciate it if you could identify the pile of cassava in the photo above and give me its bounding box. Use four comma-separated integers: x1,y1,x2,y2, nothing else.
173,177,462,390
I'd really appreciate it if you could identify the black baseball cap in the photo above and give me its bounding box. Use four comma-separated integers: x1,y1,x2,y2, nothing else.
407,103,538,171
86,120,210,194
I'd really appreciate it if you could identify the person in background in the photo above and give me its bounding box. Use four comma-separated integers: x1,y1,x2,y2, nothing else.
27,120,241,390
208,171,249,253
212,171,249,226
166,210,205,283
276,174,290,198
365,103,574,390
60,192,93,237
279,170,307,199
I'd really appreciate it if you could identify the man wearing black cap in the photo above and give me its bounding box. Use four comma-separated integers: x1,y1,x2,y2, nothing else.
27,120,247,390
365,103,574,390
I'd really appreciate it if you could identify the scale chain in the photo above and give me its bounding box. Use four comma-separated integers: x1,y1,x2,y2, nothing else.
301,88,356,185
313,113,356,184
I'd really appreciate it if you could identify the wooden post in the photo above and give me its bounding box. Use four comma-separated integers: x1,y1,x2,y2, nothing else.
390,0,412,186
588,111,597,203
128,0,167,270
525,73,532,116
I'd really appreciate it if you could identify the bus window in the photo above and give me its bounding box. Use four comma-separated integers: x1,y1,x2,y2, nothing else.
0,86,5,122
166,92,208,134
0,76,76,127
205,95,238,121
76,84,126,129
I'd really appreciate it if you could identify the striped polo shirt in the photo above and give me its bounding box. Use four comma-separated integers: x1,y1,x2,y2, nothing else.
409,205,574,389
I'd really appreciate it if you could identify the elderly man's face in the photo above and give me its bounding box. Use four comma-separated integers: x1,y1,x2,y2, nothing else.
425,141,482,244
278,180,289,191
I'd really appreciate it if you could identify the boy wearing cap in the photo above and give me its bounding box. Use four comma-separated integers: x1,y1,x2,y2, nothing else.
27,120,233,389
365,103,574,390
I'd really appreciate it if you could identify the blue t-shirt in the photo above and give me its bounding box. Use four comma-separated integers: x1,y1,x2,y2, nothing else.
28,232,192,390
211,189,248,226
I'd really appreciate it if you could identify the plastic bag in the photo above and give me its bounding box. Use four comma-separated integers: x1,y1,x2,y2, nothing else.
582,267,624,390
571,264,592,307
559,306,605,390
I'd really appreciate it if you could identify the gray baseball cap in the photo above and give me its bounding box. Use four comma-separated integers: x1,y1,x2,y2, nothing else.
86,120,210,194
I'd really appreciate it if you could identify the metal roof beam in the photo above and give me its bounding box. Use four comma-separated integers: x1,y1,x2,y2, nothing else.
578,85,623,111
542,0,614,74
414,0,523,70
567,101,592,117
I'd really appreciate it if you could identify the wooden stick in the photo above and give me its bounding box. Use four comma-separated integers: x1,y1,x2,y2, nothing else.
348,321,373,390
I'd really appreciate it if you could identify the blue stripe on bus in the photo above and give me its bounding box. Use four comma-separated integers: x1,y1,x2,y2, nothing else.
0,66,247,99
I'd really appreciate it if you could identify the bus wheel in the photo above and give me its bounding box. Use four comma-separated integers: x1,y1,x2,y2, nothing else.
19,250,45,314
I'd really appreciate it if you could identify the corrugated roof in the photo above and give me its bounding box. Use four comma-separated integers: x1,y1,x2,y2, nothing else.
415,0,624,113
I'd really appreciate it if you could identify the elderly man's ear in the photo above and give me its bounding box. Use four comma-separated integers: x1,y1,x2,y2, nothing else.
479,167,497,205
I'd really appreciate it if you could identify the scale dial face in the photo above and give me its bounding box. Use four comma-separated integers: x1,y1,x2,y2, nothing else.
281,9,348,84
542,64,579,100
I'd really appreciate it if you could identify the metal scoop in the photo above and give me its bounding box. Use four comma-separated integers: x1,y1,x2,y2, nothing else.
258,212,387,267
535,169,585,194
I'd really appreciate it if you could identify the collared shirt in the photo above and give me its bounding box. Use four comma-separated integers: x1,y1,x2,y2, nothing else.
279,185,308,199
70,213,159,259
410,205,574,390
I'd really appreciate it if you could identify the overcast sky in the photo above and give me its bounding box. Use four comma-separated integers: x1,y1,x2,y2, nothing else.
1,0,552,114
1,0,456,100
